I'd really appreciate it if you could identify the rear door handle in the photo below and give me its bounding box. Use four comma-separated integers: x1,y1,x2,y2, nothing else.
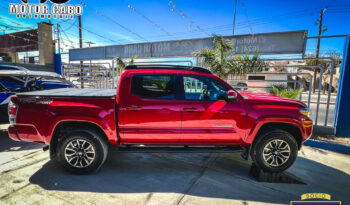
126,106,141,111
183,107,197,112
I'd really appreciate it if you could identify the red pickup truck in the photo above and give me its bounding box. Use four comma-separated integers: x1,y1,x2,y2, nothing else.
7,65,313,174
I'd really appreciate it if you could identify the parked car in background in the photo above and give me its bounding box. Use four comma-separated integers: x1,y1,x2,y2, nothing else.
0,65,28,71
230,82,248,91
0,67,75,124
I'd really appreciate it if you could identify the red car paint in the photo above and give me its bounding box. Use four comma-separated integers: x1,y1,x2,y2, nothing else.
8,69,313,148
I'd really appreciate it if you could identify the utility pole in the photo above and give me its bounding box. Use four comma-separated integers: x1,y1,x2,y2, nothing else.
78,15,84,88
232,0,237,35
313,8,326,93
55,24,61,54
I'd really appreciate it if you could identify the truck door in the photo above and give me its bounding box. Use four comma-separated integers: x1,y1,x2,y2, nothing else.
179,74,246,144
118,73,181,144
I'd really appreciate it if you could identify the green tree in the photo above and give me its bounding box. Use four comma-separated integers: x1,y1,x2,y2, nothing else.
227,54,267,76
269,84,302,99
114,56,137,75
194,35,267,79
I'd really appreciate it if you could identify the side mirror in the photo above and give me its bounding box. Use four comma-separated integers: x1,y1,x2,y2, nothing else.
227,90,238,102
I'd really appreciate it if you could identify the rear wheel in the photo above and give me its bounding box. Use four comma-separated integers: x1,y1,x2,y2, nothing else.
57,129,108,174
251,129,298,173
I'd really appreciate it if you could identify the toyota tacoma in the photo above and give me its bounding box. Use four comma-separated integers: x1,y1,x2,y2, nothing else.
7,65,313,174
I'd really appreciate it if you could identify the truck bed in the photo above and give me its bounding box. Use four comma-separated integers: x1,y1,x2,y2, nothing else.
16,88,116,98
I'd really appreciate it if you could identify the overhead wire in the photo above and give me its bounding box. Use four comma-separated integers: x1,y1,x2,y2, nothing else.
79,0,149,42
60,19,122,44
126,4,175,39
168,0,210,36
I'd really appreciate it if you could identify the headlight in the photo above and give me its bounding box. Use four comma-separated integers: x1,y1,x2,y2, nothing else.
300,108,311,117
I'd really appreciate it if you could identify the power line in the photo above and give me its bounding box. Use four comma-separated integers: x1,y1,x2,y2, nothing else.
127,4,175,39
168,0,210,36
143,8,320,40
60,19,122,44
0,17,57,49
79,0,149,42
239,0,253,34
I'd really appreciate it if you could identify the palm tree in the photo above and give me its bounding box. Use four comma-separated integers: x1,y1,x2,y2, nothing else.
114,56,137,76
194,35,267,79
194,36,232,78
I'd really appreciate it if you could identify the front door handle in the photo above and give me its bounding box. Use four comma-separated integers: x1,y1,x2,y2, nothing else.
183,107,197,112
126,106,141,111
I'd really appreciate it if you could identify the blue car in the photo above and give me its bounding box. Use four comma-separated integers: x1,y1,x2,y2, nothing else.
0,66,75,123
0,65,28,71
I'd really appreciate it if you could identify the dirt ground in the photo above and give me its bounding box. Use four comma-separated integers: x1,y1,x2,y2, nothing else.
0,130,349,205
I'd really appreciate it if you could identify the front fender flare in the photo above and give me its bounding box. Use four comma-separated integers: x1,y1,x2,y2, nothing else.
244,116,304,145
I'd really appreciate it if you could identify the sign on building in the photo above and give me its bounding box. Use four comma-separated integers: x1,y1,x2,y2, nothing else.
69,30,308,61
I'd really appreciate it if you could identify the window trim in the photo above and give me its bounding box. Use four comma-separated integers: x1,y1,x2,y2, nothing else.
179,74,230,102
130,73,177,100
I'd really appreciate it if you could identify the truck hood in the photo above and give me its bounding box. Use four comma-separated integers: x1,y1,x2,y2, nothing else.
239,92,306,108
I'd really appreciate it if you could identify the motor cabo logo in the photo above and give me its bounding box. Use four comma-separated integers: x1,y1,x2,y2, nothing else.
8,0,83,19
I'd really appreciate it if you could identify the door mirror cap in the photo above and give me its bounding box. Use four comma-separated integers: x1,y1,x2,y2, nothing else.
227,90,238,102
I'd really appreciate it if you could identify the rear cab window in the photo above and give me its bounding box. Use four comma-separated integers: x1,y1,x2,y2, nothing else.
131,74,175,100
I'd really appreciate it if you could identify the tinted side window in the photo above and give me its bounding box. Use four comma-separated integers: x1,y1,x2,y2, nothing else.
131,74,175,99
183,75,229,101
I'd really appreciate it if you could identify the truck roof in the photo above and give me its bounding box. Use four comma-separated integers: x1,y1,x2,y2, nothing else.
16,88,116,98
125,65,211,74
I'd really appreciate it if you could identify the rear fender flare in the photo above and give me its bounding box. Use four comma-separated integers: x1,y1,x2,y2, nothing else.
46,116,118,145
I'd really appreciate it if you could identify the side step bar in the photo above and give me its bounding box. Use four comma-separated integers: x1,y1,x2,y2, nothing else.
116,145,243,153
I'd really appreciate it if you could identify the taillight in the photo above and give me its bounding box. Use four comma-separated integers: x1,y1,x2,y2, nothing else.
10,106,17,115
8,100,17,124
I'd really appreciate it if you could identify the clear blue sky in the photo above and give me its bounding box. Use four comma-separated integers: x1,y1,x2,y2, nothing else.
1,0,350,56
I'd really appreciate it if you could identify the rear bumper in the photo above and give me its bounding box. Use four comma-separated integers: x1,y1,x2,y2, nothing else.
8,124,43,143
8,125,20,141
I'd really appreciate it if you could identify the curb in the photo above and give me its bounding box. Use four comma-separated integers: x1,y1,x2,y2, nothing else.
0,124,9,131
304,139,350,155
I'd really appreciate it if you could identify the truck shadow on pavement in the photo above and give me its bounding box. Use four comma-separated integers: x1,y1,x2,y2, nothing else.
0,131,44,152
29,149,350,204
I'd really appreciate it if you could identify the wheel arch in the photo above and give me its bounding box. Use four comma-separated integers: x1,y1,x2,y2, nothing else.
49,121,110,159
252,122,303,149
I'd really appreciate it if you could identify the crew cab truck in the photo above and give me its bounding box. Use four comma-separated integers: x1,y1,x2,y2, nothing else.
7,65,313,174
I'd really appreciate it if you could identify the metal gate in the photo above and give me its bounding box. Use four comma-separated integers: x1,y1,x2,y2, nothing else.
62,63,115,89
227,58,339,127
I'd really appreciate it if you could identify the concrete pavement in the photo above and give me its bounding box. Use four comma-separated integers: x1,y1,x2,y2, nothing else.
0,130,349,205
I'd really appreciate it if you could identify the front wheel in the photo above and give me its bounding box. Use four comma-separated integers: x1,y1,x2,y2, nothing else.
251,129,298,173
57,129,108,174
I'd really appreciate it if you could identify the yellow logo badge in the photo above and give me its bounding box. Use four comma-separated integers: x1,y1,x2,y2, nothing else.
291,193,341,205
